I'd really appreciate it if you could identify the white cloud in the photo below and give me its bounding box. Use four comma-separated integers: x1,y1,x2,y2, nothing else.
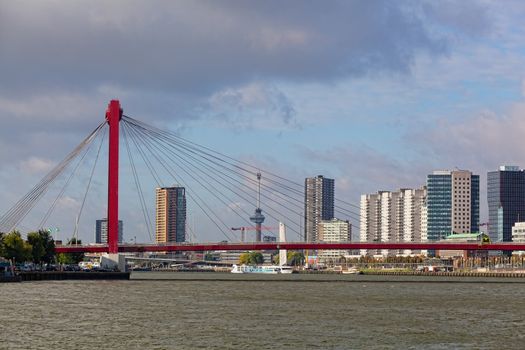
18,157,55,175
57,196,80,211
413,103,525,170
0,94,94,120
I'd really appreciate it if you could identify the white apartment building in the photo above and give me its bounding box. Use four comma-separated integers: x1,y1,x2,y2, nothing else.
318,218,351,261
512,222,525,255
360,187,427,257
420,203,428,255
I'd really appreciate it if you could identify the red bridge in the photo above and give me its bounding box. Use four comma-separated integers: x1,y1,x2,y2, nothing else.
2,100,517,255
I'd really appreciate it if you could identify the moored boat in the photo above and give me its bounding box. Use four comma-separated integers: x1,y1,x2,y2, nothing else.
231,264,293,274
342,267,360,274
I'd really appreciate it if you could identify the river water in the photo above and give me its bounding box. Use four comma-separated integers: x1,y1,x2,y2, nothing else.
1,272,525,349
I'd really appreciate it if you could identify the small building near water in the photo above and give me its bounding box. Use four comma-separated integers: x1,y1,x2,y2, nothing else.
438,233,489,259
512,222,525,255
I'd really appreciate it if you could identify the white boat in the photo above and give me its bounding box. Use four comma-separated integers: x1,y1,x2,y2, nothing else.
231,264,294,274
342,267,360,274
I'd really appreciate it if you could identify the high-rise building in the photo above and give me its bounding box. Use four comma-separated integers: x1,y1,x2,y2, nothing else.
95,219,123,244
318,218,351,261
420,202,428,255
155,186,186,243
487,166,525,242
304,175,334,242
402,187,427,255
360,187,426,256
427,170,479,242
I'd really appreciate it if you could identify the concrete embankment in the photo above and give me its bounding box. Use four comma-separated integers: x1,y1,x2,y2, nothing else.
361,270,525,278
19,271,130,281
298,270,342,274
0,275,22,282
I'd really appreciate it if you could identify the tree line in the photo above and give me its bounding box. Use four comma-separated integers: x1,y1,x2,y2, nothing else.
0,230,83,265
239,251,305,266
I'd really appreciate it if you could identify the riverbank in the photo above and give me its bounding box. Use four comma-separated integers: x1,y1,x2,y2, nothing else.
360,269,525,278
18,271,130,281
129,271,525,283
0,275,22,282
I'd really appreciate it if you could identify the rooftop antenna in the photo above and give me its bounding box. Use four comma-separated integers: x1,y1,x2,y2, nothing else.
257,172,261,208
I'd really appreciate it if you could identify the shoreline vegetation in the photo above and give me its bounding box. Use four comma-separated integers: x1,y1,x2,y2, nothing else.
0,230,84,271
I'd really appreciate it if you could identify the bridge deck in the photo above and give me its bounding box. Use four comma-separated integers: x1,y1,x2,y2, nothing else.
55,242,525,253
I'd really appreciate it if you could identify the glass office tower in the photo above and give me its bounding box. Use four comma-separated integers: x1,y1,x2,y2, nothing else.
427,170,479,241
487,166,525,242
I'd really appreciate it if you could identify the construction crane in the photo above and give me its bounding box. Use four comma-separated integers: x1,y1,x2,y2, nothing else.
231,226,279,242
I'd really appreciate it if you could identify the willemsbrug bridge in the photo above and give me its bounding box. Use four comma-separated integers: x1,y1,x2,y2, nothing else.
2,100,524,255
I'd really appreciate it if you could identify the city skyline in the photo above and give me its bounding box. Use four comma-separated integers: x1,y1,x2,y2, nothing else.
2,1,525,243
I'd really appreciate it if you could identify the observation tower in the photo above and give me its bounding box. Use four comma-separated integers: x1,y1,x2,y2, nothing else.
249,172,265,242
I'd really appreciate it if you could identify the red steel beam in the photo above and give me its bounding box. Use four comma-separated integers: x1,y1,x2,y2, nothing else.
105,100,122,254
55,242,525,254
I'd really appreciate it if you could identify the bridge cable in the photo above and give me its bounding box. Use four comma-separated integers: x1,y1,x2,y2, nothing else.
39,124,107,229
125,122,305,240
125,124,258,229
125,121,235,241
125,121,308,240
122,122,154,241
122,116,363,219
73,124,107,242
122,116,386,239
4,122,105,231
0,121,106,232
121,120,233,241
124,119,360,237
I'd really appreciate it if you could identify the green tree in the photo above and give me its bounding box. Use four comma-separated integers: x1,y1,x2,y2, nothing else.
2,231,32,263
56,253,75,265
250,252,264,265
0,231,5,257
27,231,45,263
39,229,56,263
239,253,250,265
239,252,264,265
287,251,305,266
27,230,56,264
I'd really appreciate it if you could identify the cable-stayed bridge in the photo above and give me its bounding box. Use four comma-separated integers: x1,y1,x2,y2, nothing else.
2,100,524,254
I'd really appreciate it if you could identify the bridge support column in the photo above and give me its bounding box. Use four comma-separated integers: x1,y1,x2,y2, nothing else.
101,253,127,272
106,100,122,254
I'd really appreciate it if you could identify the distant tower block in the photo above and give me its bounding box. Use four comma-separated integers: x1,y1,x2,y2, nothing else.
250,172,265,242
279,222,287,266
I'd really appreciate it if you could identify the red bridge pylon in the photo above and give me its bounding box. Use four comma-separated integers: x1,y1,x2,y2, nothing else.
105,100,122,254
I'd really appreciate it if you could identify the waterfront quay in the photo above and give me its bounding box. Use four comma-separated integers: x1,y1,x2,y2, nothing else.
19,271,130,281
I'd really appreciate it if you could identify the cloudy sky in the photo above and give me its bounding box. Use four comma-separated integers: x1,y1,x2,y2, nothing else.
2,0,525,242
